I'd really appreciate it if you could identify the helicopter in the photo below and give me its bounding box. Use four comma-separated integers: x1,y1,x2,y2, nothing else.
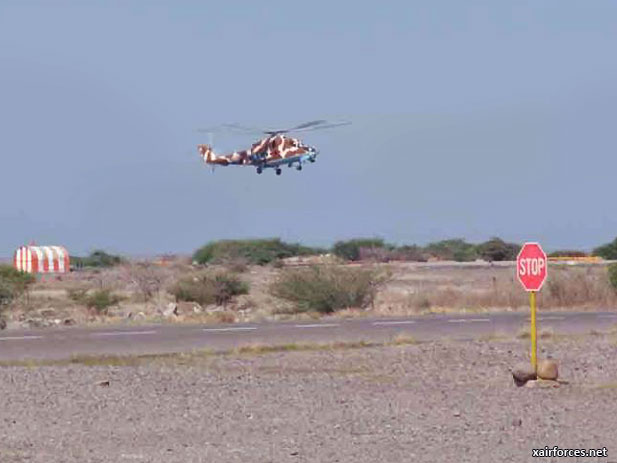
197,119,350,175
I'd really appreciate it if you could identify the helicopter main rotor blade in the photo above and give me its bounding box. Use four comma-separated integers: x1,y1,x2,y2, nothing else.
220,123,266,134
264,120,351,135
197,120,352,136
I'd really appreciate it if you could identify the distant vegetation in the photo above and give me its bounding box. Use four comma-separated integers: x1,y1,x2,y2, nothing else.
191,236,617,265
476,237,520,262
548,250,589,258
424,239,479,262
72,250,124,269
193,239,323,266
331,236,519,263
593,237,617,260
332,238,388,261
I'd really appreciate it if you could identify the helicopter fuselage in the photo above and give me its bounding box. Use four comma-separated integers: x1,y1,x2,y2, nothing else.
198,134,318,175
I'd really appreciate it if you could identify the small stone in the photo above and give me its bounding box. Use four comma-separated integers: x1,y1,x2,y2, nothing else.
512,418,522,427
512,363,537,386
163,303,178,318
0,317,7,330
537,359,558,380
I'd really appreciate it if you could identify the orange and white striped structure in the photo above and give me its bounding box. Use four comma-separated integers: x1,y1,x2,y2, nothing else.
13,246,70,274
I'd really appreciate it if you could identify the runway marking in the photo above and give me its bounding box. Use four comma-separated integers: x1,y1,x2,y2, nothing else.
90,330,157,337
525,316,566,321
372,321,416,326
598,314,617,319
202,327,257,332
0,335,43,341
294,323,339,328
447,318,490,323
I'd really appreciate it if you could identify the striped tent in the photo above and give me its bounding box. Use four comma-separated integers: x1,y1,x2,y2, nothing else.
13,246,70,274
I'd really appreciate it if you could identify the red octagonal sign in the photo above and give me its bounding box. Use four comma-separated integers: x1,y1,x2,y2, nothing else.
517,242,548,292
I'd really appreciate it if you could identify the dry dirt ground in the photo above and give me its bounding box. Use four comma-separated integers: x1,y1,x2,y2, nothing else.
1,333,617,462
6,260,617,330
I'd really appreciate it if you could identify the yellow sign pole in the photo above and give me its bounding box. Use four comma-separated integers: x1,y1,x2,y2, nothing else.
530,290,538,372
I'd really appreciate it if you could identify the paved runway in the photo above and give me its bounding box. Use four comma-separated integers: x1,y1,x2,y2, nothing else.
1,311,616,361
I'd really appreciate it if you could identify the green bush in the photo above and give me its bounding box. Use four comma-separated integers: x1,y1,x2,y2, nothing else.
593,237,617,260
0,265,35,309
72,250,123,269
269,265,388,313
170,271,249,306
477,237,520,262
193,239,321,266
609,263,617,292
332,238,387,261
424,239,478,262
84,289,123,314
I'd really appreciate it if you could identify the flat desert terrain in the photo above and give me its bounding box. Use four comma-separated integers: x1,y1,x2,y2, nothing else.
1,333,616,462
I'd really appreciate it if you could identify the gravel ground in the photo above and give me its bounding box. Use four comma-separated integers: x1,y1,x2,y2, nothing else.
1,335,617,463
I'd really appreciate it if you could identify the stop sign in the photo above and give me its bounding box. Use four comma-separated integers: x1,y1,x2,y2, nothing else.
517,242,548,291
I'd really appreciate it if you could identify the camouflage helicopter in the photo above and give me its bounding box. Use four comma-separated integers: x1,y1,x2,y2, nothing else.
197,120,350,175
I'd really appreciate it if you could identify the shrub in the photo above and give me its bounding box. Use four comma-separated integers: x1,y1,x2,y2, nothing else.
84,289,123,314
609,264,617,292
358,246,394,262
193,239,321,266
67,288,89,304
593,237,617,260
72,250,124,269
269,265,388,313
170,271,249,306
391,245,428,262
477,237,520,262
223,257,250,273
0,279,12,312
125,263,167,302
0,265,35,309
332,238,387,261
424,239,478,262
548,250,588,258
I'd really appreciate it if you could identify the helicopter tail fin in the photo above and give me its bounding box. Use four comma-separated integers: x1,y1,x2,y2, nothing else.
198,144,231,166
198,144,216,163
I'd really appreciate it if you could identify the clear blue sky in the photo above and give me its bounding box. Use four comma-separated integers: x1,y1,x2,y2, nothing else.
1,1,616,256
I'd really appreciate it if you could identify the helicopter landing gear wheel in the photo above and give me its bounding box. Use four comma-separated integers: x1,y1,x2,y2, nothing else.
276,168,282,176
296,164,302,171
256,167,263,174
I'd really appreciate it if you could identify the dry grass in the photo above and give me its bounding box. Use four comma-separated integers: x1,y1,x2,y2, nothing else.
4,260,617,329
377,263,617,315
